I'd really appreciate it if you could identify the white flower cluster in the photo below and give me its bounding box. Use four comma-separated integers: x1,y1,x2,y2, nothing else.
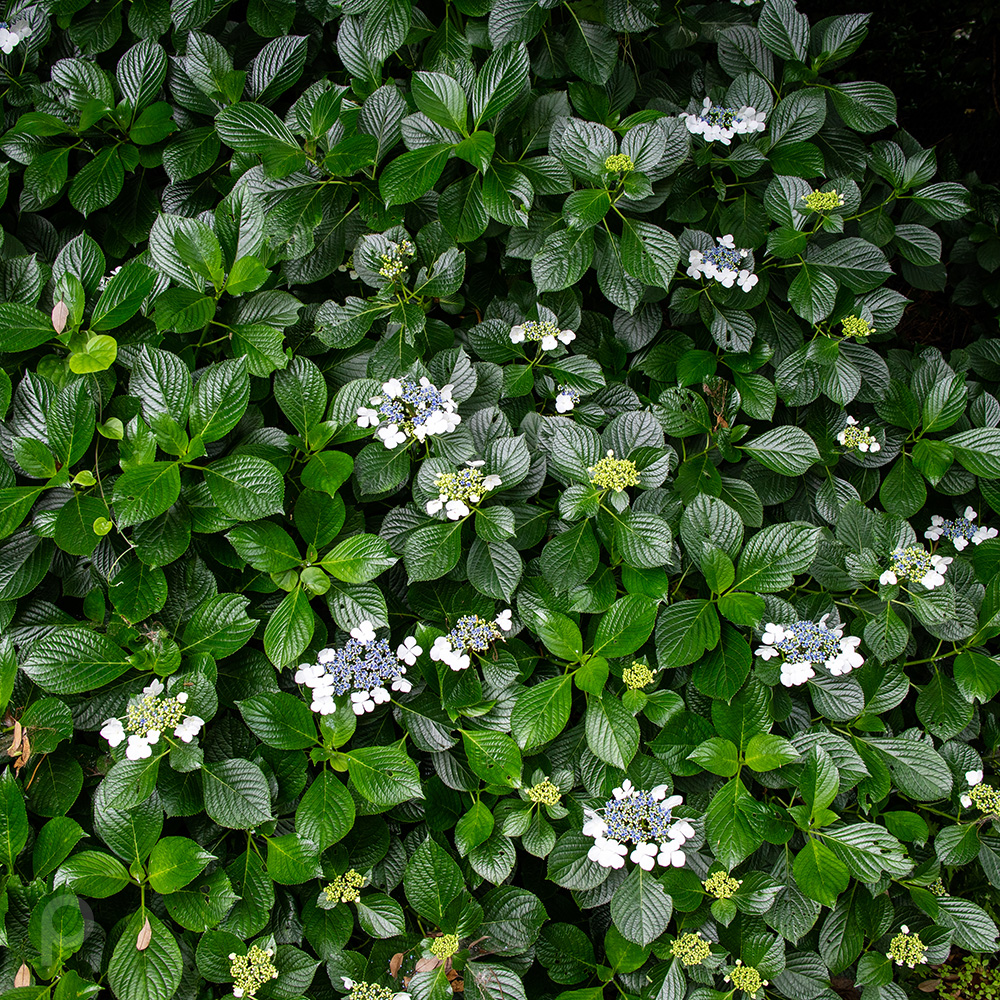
429,610,512,671
961,769,985,808
880,546,952,590
837,416,881,453
925,506,997,550
426,461,502,520
98,266,122,292
509,320,576,352
295,621,416,716
687,235,758,292
681,98,766,145
555,385,581,413
755,616,864,688
583,780,693,870
0,19,29,55
357,377,460,449
100,679,204,760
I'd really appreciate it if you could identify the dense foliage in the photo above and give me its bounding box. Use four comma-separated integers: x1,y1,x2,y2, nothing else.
1,2,1000,1000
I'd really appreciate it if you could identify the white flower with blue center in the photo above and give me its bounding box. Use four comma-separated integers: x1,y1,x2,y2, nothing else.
429,611,512,671
582,779,694,870
358,377,460,449
925,506,998,551
682,98,766,145
295,620,414,715
687,235,758,291
555,385,581,413
880,546,952,589
755,616,864,687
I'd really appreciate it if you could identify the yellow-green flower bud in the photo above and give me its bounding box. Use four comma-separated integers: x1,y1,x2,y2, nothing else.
527,779,561,805
704,870,742,899
801,189,845,212
623,662,655,690
841,315,875,339
604,153,635,173
671,931,711,966
229,945,279,998
430,933,459,959
725,961,767,995
324,869,366,904
588,451,640,492
887,926,928,968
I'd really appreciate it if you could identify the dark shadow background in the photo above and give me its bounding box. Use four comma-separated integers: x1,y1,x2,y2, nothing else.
798,0,998,184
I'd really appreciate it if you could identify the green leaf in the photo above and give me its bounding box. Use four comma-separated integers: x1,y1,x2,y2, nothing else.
610,865,673,947
321,533,397,583
238,691,318,749
692,623,752,701
461,729,522,787
593,595,657,657
654,600,721,667
794,838,850,907
112,463,181,528
108,910,182,1000
511,675,573,750
585,693,640,768
295,772,355,851
472,43,529,126
742,425,820,476
532,228,595,293
148,837,215,894
412,71,467,133
828,81,897,132
21,630,131,694
736,523,821,592
263,586,315,668
620,218,680,290
347,743,422,809
404,836,465,923
202,760,273,829
947,428,1000,478
204,455,284,519
380,144,453,206
0,770,29,869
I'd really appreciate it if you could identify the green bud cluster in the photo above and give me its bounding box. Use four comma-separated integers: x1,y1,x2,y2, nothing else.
887,927,928,968
671,931,711,966
604,153,635,173
841,315,875,338
430,933,459,959
801,189,845,211
623,661,655,689
229,945,279,998
725,961,767,995
324,869,366,903
588,451,640,492
704,870,742,899
527,779,562,805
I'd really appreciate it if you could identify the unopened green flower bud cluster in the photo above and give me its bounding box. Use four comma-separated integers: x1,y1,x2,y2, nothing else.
324,869,366,903
229,945,278,998
725,961,767,994
887,926,928,968
588,451,641,492
969,783,1000,814
378,238,416,280
704,870,742,899
430,933,459,959
527,778,562,805
801,189,845,211
347,984,394,1000
841,315,875,338
671,931,712,966
623,661,655,689
604,153,635,173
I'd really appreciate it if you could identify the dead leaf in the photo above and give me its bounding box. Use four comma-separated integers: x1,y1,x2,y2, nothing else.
918,981,942,992
14,964,31,988
415,957,440,972
52,300,69,334
9,720,22,754
136,916,152,950
389,953,404,978
14,734,30,772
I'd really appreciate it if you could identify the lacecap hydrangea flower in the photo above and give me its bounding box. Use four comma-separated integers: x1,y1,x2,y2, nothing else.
377,238,416,281
687,235,758,292
342,979,409,1000
294,620,416,715
724,961,768,997
100,679,204,760
555,384,581,413
229,945,279,998
704,870,742,899
880,546,952,589
604,153,634,173
582,779,694,870
429,609,512,671
426,462,502,520
672,931,712,966
960,769,1000,812
925,506,997,550
841,315,875,339
886,927,928,968
755,616,864,687
0,19,29,54
623,661,656,690
357,377,460,449
323,869,366,903
681,98,766,145
837,416,881,453
509,319,576,351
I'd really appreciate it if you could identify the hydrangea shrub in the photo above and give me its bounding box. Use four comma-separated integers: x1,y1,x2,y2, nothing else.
0,0,999,999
